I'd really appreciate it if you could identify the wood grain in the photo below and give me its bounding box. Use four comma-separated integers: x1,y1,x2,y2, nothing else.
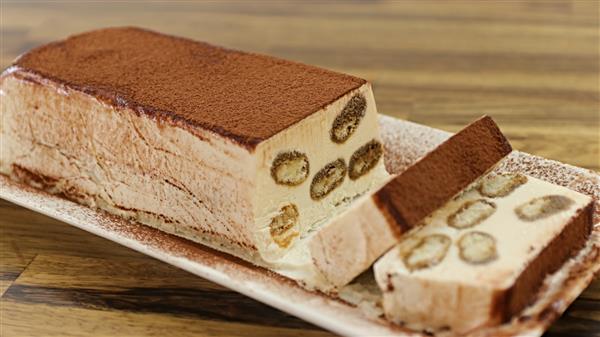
1,1,598,336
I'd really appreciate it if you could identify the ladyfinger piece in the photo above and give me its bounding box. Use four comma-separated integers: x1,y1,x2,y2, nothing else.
0,27,390,263
374,173,593,333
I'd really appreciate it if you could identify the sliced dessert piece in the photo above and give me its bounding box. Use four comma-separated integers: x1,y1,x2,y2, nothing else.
0,27,390,263
307,116,512,288
272,186,395,291
374,173,594,333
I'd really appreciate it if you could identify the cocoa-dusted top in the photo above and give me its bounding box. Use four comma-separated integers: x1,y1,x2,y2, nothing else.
375,116,513,230
12,27,366,147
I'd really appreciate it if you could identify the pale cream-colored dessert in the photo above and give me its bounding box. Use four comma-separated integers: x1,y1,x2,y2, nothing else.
0,27,390,264
374,173,594,334
304,188,398,288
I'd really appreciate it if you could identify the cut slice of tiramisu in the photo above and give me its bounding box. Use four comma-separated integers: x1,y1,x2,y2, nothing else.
305,116,513,289
0,27,390,263
374,172,594,333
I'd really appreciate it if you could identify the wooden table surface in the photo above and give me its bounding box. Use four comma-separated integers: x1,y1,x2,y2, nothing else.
1,1,599,336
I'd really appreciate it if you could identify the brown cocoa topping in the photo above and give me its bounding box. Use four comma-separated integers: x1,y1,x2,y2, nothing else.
12,27,366,148
376,116,512,231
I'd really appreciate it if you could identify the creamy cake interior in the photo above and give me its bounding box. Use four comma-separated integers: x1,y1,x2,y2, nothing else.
374,173,593,333
0,27,389,264
253,84,389,261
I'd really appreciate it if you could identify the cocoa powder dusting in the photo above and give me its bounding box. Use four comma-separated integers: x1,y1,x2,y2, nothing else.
10,27,365,147
377,116,512,230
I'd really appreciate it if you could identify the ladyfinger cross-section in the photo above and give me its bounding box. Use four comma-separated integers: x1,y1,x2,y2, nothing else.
0,27,390,263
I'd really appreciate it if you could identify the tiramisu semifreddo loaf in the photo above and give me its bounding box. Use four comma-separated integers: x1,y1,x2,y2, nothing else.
374,172,594,333
0,27,390,263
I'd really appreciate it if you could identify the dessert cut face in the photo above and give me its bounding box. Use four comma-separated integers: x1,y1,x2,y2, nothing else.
374,172,593,333
254,84,390,261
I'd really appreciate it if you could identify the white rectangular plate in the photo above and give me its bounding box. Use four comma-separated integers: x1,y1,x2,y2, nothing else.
2,117,599,337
